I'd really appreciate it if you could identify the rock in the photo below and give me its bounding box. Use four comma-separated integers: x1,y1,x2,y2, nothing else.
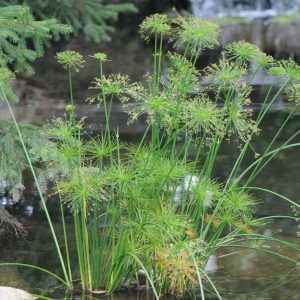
0,287,34,300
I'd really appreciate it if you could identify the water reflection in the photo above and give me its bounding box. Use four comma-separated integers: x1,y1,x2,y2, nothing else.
0,196,14,208
1,221,299,299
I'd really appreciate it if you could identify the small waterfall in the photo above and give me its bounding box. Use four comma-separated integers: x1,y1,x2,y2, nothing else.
191,0,300,19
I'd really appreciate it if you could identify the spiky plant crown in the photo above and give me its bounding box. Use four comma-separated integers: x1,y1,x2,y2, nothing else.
56,50,85,72
90,52,109,62
139,13,172,41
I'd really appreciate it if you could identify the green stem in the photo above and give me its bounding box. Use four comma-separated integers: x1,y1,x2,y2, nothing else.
60,200,72,283
235,139,300,186
245,112,298,185
74,213,85,290
220,245,299,264
243,186,300,209
225,79,289,190
0,263,68,286
82,198,92,290
68,67,75,123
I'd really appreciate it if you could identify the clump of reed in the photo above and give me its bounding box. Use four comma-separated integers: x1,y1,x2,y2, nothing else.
1,13,300,299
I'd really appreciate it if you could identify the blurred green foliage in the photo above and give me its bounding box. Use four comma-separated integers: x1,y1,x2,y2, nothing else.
4,0,138,42
0,5,71,74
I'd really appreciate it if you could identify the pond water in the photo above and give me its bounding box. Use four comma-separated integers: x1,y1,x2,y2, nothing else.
1,11,300,300
1,214,299,299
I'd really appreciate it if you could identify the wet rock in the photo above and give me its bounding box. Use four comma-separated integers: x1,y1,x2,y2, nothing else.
221,21,300,55
23,205,34,217
204,255,217,273
0,287,34,300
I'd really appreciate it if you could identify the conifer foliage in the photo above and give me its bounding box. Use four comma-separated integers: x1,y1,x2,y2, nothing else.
5,0,138,42
0,119,55,199
0,5,71,74
0,5,70,204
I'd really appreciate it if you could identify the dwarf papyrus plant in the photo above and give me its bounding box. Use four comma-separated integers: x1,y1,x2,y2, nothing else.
2,13,300,300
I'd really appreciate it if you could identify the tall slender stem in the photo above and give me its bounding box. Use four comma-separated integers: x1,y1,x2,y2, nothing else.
68,67,75,123
60,200,72,283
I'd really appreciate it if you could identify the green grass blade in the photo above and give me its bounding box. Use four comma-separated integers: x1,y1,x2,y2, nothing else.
0,262,68,285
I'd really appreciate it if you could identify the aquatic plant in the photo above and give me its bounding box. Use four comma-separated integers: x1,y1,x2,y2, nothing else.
1,13,300,300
